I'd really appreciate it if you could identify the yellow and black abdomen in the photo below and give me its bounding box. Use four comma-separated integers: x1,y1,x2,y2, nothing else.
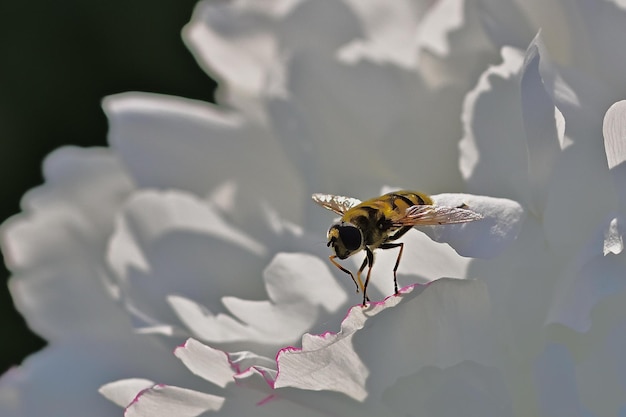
369,190,432,219
342,190,432,248
380,190,432,211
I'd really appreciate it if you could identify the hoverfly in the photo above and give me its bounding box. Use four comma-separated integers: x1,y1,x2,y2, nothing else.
312,190,482,306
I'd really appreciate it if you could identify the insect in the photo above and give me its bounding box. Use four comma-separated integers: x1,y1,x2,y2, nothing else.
312,190,483,306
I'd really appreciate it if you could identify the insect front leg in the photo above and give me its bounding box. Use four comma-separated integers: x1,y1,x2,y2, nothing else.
357,256,368,293
379,242,404,294
329,255,360,293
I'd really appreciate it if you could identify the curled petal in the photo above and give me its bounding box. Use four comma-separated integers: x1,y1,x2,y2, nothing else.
174,339,235,388
603,100,626,206
426,193,525,259
169,253,347,350
99,379,154,408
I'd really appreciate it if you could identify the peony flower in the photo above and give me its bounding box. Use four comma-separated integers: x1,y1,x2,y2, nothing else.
2,1,626,417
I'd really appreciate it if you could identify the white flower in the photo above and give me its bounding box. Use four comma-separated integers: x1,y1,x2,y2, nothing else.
458,2,626,415
2,0,626,417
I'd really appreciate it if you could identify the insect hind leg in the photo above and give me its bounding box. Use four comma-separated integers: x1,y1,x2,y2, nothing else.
379,242,404,294
360,248,374,306
357,253,372,305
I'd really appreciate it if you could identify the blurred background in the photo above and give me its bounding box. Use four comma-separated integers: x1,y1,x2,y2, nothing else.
0,0,216,374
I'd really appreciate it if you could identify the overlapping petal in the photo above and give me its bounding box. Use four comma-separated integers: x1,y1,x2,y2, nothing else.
120,279,496,417
1,147,134,341
427,193,524,258
275,278,493,403
546,100,626,331
104,93,305,225
106,189,349,353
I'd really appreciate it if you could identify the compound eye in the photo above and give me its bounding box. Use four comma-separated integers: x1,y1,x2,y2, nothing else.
338,225,362,251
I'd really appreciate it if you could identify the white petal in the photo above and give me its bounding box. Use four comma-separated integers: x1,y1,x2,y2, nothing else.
603,100,626,171
427,194,525,259
183,0,289,98
174,339,234,388
99,378,154,408
124,385,224,417
275,278,492,401
603,100,626,206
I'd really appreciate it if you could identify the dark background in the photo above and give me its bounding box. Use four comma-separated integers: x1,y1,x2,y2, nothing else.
0,0,216,373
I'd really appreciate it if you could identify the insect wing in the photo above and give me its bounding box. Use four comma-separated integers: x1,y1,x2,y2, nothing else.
311,193,361,215
392,205,483,226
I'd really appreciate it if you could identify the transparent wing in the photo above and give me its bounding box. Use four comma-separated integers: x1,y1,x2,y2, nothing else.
392,205,483,226
311,193,362,215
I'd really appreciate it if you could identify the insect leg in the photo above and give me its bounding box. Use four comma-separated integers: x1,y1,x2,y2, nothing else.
381,226,411,294
361,248,374,306
329,255,361,293
379,242,404,294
